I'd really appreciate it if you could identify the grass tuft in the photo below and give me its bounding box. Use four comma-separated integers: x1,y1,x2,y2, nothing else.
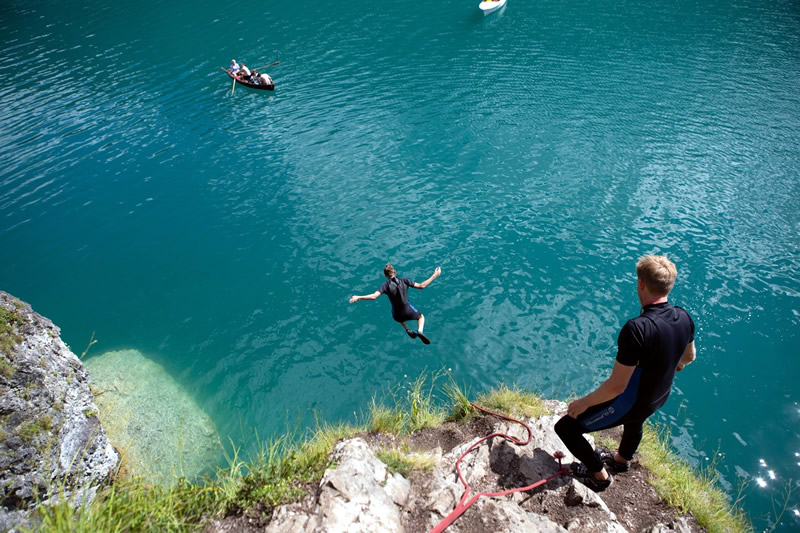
0,305,25,357
368,398,404,434
377,442,437,478
474,383,549,418
442,377,475,423
405,372,447,432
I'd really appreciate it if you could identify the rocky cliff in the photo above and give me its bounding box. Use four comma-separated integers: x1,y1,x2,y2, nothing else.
0,292,119,531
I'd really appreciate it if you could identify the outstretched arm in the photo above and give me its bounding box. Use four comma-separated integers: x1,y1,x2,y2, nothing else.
349,291,381,304
413,266,442,289
676,340,696,372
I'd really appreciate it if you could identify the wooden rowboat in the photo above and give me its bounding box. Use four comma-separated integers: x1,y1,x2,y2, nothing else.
222,68,275,91
479,0,506,16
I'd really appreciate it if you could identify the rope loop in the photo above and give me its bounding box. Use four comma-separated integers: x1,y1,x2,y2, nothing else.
429,402,568,533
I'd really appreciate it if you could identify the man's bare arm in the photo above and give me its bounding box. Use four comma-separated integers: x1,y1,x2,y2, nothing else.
413,266,441,289
676,340,696,372
349,291,381,304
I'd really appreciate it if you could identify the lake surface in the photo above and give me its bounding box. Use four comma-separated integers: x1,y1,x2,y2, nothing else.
2,0,799,528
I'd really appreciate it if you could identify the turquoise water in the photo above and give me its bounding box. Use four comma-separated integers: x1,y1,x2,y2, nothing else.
2,0,799,528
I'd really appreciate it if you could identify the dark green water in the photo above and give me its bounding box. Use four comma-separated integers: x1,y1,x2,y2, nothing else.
2,0,799,528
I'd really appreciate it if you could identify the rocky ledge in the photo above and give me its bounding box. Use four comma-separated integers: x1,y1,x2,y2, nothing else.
207,404,701,533
0,292,119,531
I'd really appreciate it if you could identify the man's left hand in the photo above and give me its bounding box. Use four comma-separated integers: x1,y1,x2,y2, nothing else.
567,398,589,419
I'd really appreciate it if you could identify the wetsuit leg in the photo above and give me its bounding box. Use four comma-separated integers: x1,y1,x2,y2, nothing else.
555,415,605,472
555,369,645,472
555,405,649,472
618,419,645,461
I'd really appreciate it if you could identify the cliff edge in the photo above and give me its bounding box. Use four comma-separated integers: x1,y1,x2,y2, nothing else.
0,291,119,531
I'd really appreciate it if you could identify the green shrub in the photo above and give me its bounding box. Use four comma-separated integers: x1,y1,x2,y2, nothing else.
0,306,24,356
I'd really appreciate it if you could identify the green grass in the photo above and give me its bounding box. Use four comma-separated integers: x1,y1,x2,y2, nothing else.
17,415,53,444
31,478,224,533
635,424,751,533
376,442,437,478
0,357,14,379
595,424,751,533
0,305,24,357
364,369,451,435
474,383,549,418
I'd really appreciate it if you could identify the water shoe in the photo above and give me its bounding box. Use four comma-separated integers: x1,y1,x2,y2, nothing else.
570,462,612,492
596,446,630,473
416,331,431,344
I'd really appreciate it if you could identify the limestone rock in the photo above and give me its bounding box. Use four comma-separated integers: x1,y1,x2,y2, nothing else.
0,291,119,531
84,349,219,486
266,438,406,533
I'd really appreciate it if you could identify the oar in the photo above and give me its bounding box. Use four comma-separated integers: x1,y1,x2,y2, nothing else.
220,67,238,95
250,60,280,71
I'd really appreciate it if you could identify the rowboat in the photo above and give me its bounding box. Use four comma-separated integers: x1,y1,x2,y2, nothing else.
479,0,506,16
222,68,275,91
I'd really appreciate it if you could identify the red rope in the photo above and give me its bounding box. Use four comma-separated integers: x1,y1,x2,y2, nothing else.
429,402,569,533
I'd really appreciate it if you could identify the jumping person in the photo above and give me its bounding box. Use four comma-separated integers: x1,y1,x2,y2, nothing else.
554,254,696,491
349,264,441,344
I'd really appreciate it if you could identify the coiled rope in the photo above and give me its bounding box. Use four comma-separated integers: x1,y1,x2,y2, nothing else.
429,402,569,533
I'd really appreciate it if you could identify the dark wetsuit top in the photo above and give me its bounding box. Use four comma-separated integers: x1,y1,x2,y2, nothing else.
579,302,695,430
379,277,422,322
616,302,695,417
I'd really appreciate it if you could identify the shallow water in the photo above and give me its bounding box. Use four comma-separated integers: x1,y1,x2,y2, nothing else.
1,0,799,528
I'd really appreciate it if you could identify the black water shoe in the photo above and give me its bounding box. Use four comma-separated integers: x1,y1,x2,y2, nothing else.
416,331,431,345
570,462,612,492
406,330,418,339
596,446,630,473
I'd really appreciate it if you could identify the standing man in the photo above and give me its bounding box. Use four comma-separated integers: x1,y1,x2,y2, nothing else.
554,255,696,491
350,264,441,344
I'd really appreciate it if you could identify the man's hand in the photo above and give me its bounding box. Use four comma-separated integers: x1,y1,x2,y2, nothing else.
349,296,358,304
567,398,589,419
433,266,441,277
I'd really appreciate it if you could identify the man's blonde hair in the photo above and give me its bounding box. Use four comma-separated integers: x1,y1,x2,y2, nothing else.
636,255,677,296
384,263,396,278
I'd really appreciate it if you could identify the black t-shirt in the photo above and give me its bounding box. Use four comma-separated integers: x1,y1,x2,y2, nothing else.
616,303,695,415
379,277,415,312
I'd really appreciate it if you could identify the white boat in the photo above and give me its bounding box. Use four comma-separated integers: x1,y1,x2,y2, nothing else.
479,0,506,16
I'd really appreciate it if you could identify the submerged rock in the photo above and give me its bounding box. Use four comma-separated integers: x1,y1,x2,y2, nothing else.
84,349,219,486
0,291,119,532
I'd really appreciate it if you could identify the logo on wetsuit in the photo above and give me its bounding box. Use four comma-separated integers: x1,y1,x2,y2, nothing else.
585,406,614,426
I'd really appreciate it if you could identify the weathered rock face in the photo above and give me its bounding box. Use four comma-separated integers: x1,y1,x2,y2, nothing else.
84,349,219,486
0,291,119,531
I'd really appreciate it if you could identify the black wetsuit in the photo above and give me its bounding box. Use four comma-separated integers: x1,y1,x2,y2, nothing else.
379,277,422,322
555,302,695,471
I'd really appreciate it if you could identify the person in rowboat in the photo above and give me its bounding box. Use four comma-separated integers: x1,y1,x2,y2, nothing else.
257,72,272,85
230,59,240,74
349,264,441,344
